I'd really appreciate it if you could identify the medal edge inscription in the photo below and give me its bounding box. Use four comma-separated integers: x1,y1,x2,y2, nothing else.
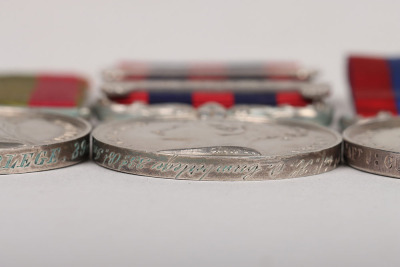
0,108,92,174
344,141,400,178
0,135,90,174
92,138,341,180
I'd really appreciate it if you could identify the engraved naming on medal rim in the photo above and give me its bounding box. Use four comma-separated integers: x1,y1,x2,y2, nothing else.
92,118,342,180
0,107,91,174
343,117,400,178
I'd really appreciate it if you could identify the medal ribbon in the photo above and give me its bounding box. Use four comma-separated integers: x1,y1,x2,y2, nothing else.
117,61,308,81
0,74,88,108
109,91,309,108
348,56,399,116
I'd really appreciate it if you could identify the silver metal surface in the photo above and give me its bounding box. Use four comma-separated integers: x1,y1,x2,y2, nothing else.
343,117,400,178
0,107,91,174
92,99,334,126
101,80,330,100
339,112,394,131
227,103,333,126
92,117,341,180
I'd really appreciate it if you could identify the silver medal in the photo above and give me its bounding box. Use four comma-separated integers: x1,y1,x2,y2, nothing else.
343,117,400,178
0,107,91,174
92,117,341,180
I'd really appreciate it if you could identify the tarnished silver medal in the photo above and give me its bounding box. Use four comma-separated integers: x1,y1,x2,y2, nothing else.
343,117,400,178
92,115,341,180
0,107,91,174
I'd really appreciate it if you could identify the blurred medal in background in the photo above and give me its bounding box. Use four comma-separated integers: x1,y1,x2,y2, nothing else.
94,61,333,125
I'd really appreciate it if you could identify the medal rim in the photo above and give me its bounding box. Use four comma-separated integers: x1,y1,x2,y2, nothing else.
343,117,400,178
92,117,342,180
0,107,92,174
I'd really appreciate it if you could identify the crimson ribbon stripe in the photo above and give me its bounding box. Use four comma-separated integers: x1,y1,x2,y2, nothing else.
29,75,83,107
348,56,399,116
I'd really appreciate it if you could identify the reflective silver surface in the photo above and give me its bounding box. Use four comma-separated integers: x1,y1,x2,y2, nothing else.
343,117,400,178
339,112,394,131
93,100,334,126
0,107,91,174
92,117,341,180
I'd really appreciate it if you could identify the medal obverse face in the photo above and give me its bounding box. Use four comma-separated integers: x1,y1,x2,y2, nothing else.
0,107,91,174
343,117,400,178
92,118,342,180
